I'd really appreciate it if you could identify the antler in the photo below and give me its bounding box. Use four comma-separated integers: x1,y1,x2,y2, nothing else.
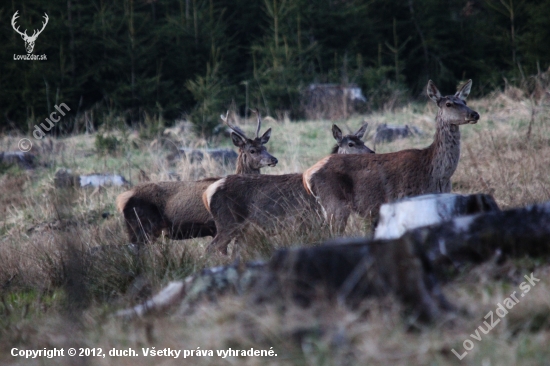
250,109,262,138
32,13,49,39
11,11,49,40
11,11,27,38
220,111,247,138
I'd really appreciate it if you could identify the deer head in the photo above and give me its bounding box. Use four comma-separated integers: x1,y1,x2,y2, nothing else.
427,79,479,125
12,11,49,54
331,122,375,154
221,111,278,173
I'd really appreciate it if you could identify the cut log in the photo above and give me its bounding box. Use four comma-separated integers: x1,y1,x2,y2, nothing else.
117,241,448,322
115,261,267,318
374,124,422,144
407,200,550,267
79,174,128,187
54,169,129,188
116,281,186,318
116,201,550,321
178,148,238,165
0,151,36,170
252,237,449,322
374,193,500,240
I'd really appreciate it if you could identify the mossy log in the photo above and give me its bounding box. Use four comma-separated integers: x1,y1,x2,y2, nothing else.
117,201,550,321
407,200,550,266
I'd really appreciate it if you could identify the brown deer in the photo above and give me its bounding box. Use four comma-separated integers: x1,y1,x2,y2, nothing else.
116,112,277,248
331,122,374,154
203,122,375,255
302,79,480,232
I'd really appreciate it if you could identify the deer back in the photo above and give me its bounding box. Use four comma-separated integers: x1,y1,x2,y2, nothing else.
204,174,318,231
304,149,434,217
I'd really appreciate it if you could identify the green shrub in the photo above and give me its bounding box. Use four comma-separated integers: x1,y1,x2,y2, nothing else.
358,66,408,111
94,134,121,156
138,112,165,141
185,49,227,138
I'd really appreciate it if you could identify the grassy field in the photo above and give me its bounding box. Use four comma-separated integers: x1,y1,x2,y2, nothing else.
1,88,550,365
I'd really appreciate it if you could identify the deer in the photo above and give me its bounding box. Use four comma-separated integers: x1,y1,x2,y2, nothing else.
116,112,277,249
202,122,375,255
11,11,49,54
302,79,480,233
331,122,374,154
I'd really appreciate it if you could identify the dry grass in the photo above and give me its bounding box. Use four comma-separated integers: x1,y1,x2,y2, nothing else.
1,89,550,365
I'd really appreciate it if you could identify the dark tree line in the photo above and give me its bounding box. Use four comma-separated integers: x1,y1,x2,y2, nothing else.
1,0,548,134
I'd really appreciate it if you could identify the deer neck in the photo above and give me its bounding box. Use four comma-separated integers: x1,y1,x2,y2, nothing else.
427,113,461,189
235,154,260,175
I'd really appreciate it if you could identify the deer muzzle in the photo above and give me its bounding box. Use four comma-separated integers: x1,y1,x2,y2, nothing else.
467,111,480,124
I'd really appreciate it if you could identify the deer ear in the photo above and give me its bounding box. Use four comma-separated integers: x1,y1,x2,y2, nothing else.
260,128,271,145
231,132,246,148
455,79,472,100
354,123,368,139
427,80,441,103
332,124,343,142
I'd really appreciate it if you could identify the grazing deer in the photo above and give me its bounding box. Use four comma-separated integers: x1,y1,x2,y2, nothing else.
302,79,480,232
116,112,277,248
203,122,375,255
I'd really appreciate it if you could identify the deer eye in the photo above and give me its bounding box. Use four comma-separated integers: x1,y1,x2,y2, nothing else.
348,142,354,147
250,149,256,154
446,102,452,107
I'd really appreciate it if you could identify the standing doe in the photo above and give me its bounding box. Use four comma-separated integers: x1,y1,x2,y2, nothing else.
303,79,480,232
203,122,375,255
116,112,277,248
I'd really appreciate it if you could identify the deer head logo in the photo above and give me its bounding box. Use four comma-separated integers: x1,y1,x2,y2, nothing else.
11,11,49,54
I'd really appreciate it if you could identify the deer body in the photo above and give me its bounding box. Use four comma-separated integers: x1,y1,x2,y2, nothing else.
303,80,479,231
117,178,219,243
117,112,277,247
204,122,375,255
203,173,317,254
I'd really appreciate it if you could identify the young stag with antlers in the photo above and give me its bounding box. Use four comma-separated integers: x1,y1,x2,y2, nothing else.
203,122,375,255
303,79,480,232
116,112,277,248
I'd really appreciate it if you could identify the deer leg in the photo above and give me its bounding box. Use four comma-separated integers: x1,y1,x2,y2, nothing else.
206,232,234,255
320,198,350,235
331,207,350,235
123,205,164,255
125,219,147,247
230,239,242,261
441,179,452,193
